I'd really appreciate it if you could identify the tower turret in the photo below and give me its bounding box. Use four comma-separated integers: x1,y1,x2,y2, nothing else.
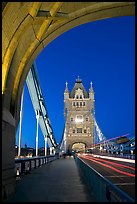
89,81,94,98
64,82,69,100
64,82,69,118
89,81,94,113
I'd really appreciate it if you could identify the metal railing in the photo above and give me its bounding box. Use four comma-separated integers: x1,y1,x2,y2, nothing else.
75,155,134,202
15,155,59,178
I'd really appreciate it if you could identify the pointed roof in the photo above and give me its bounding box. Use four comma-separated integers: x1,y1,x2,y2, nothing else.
64,81,69,93
89,81,94,93
69,77,88,98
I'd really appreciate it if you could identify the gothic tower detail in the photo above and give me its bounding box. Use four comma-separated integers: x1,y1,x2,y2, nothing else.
64,77,94,153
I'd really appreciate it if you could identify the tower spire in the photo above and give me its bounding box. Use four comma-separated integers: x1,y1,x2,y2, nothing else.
64,81,69,92
89,81,94,92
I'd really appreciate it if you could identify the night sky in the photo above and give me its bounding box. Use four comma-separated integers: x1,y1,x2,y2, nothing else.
16,16,135,149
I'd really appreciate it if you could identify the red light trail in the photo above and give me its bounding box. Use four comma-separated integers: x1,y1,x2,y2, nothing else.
86,133,130,148
83,155,135,170
79,154,135,177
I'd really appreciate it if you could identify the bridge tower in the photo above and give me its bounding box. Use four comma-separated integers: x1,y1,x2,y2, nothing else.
64,77,94,153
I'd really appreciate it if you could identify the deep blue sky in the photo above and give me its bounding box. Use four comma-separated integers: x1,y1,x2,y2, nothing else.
16,16,135,148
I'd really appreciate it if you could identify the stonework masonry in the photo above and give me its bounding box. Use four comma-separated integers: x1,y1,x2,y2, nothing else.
64,78,94,152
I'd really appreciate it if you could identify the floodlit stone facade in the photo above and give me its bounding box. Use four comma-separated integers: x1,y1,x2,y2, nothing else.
64,77,95,152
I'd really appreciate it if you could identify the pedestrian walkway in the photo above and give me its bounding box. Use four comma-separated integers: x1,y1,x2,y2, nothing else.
4,156,95,202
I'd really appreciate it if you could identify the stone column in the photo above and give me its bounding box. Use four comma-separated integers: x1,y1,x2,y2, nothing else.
2,108,16,200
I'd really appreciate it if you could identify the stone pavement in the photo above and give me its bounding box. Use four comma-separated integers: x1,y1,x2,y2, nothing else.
4,156,95,202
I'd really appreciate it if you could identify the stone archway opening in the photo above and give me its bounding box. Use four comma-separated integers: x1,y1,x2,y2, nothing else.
72,142,86,153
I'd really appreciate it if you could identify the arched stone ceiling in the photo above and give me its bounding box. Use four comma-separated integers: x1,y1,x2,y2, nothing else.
2,2,135,113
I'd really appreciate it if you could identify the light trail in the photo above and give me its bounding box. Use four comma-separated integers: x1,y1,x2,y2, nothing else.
92,154,135,163
114,183,135,186
83,155,135,170
104,133,130,142
79,155,135,177
86,133,130,148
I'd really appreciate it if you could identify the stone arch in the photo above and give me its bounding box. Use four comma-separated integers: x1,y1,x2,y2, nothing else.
71,142,86,153
2,2,135,200
2,2,135,115
66,138,93,153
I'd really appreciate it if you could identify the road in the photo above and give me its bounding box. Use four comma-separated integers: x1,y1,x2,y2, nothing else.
78,153,135,199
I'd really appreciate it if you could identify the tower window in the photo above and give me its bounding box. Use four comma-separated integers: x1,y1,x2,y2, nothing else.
80,102,82,106
76,95,79,99
80,95,82,99
84,129,87,133
76,102,79,107
73,102,75,106
83,102,85,106
75,115,83,123
86,117,88,121
70,118,73,122
77,128,82,133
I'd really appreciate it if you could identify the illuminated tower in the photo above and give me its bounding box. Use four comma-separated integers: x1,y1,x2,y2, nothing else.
64,77,94,153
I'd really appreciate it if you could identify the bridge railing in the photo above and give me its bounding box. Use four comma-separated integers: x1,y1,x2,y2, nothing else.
75,155,134,202
15,155,59,178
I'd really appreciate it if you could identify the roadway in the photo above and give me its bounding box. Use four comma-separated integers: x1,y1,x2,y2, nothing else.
78,153,135,200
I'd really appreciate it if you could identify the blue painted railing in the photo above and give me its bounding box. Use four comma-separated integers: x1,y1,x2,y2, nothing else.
15,155,59,178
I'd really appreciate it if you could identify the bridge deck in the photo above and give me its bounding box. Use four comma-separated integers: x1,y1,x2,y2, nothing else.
4,156,95,202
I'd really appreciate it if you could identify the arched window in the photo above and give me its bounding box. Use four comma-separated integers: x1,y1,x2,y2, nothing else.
73,102,75,106
84,129,87,133
70,117,73,122
86,117,88,121
75,115,83,123
77,128,82,133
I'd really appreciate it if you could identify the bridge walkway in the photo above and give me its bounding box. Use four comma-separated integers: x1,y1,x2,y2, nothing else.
4,156,95,202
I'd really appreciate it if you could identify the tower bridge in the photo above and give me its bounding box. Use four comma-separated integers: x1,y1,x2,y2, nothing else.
5,65,135,202
62,77,94,153
18,62,109,157
2,2,135,201
54,77,135,156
